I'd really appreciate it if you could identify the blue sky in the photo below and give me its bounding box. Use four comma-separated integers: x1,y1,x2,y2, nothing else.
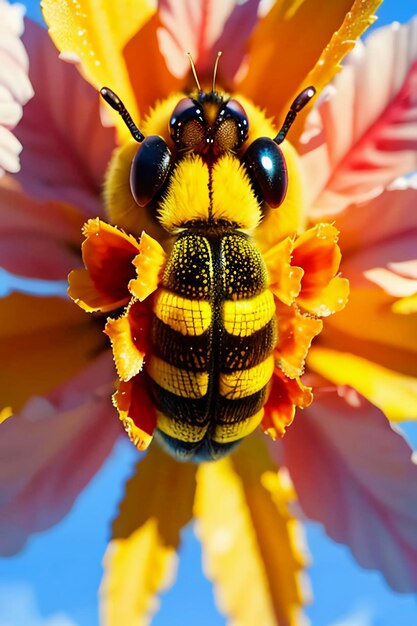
2,1,417,625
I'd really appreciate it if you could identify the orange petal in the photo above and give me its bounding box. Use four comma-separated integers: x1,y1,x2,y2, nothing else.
129,232,167,301
296,0,383,139
237,0,360,129
70,218,140,311
275,301,323,379
264,237,303,306
105,300,151,381
68,268,129,313
113,377,156,450
297,275,350,317
261,369,313,439
291,223,349,315
293,223,341,288
0,292,106,413
123,13,181,120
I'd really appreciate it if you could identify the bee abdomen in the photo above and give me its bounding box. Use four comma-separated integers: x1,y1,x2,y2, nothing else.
147,230,276,461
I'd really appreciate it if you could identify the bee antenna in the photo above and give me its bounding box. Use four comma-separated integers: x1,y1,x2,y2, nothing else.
186,52,202,92
274,86,316,145
100,87,144,143
212,51,222,93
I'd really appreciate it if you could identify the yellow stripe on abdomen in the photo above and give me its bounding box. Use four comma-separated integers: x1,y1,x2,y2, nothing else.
153,289,212,336
219,355,275,400
212,408,265,443
223,291,275,336
147,355,209,399
156,410,208,443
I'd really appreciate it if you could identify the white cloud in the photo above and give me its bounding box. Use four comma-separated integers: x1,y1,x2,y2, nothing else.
329,605,374,626
0,582,78,626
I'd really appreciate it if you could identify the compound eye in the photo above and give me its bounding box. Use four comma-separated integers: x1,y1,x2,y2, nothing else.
214,98,249,152
243,137,288,208
130,136,172,207
169,97,206,149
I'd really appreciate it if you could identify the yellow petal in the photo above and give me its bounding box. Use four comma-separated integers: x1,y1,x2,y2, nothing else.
264,237,303,306
129,232,167,301
0,292,105,413
0,407,12,424
297,275,350,317
195,436,309,626
41,0,155,138
392,294,417,315
276,301,323,378
308,346,417,422
238,0,379,130
105,300,151,381
302,0,382,104
289,0,382,139
328,286,417,354
100,446,196,626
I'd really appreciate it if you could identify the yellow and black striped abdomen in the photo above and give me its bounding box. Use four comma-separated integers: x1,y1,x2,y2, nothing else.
146,230,276,461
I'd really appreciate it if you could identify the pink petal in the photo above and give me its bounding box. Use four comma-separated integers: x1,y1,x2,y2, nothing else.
158,0,260,83
331,187,417,255
0,352,120,555
14,19,115,218
0,185,85,279
342,231,417,297
0,1,33,176
282,386,417,592
301,18,417,216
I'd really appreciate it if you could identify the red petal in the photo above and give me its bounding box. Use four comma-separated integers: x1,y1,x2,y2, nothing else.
113,377,157,451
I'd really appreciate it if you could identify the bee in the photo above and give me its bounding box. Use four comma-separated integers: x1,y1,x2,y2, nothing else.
100,54,315,462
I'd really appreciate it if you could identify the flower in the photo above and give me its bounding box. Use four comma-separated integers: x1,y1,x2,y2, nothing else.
0,0,33,176
1,0,417,624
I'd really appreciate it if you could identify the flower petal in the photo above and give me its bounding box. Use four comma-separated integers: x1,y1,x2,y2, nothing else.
101,445,196,625
68,218,140,312
291,224,349,316
328,187,417,255
129,232,167,301
297,275,350,317
301,18,417,214
275,301,322,379
327,270,417,356
122,13,181,122
0,185,84,279
195,435,309,626
112,377,157,451
393,293,417,315
158,0,260,83
0,292,106,414
293,223,341,289
15,19,115,216
41,0,155,137
264,237,303,306
0,351,119,555
0,1,33,176
105,300,151,381
283,386,417,592
262,370,313,439
237,0,379,130
308,347,417,421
